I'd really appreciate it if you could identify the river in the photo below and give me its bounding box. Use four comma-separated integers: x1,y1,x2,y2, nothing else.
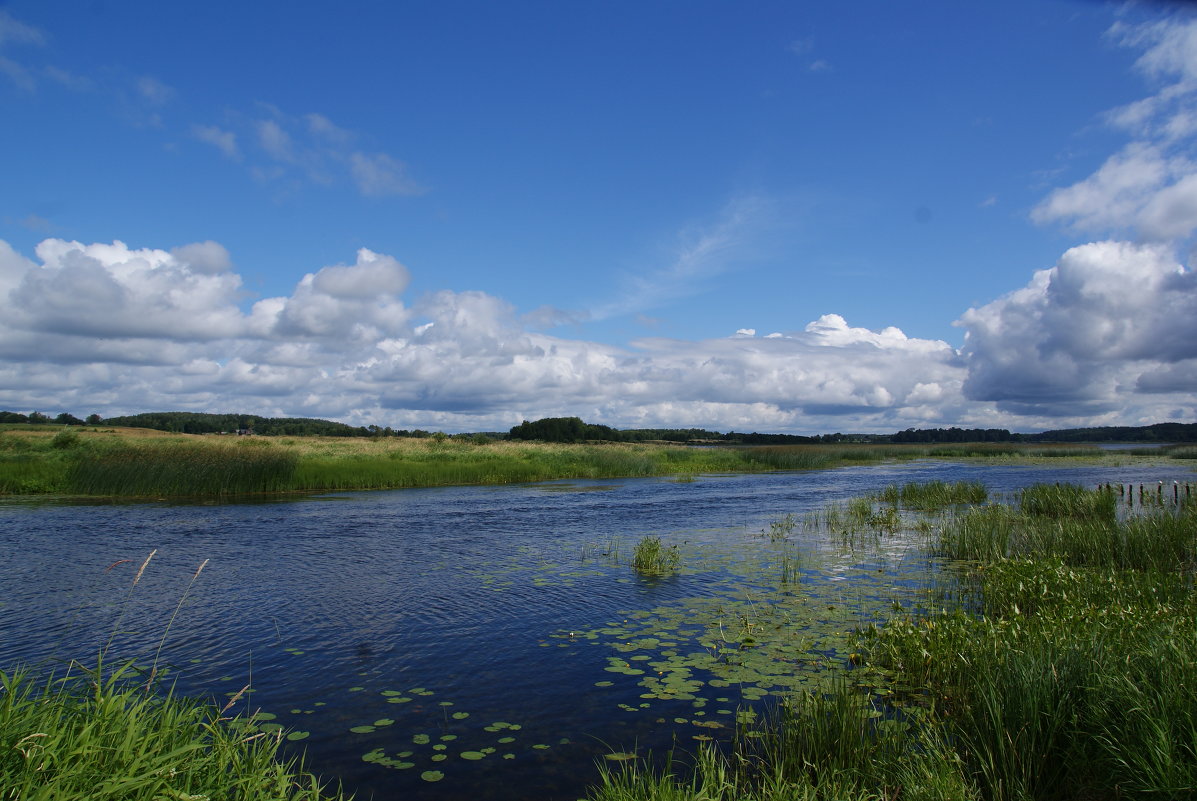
0,459,1188,800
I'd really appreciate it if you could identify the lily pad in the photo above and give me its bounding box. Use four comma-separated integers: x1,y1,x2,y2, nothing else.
421,770,444,782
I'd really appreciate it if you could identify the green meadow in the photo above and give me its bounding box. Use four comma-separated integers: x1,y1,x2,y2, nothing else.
0,424,1174,499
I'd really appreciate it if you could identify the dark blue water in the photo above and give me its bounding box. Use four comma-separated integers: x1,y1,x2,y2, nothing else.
0,460,1189,800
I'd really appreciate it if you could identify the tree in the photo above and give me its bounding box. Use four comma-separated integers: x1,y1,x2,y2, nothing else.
86,414,103,425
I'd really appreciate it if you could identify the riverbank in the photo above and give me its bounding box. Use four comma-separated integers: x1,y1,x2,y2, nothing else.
1,425,1185,499
587,483,1197,801
0,662,350,801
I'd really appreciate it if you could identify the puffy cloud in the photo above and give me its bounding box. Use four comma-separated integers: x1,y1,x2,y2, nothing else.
170,241,233,275
1035,17,1197,242
0,230,1188,433
7,239,246,343
0,237,983,432
312,248,409,298
261,249,411,341
957,241,1197,415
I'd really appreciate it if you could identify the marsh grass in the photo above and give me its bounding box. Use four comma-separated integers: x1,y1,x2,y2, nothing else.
67,440,299,496
877,480,987,511
631,536,681,575
598,480,1197,801
2,428,1149,499
0,663,344,801
1018,482,1116,521
863,483,1197,800
937,488,1195,571
589,686,974,801
0,553,347,801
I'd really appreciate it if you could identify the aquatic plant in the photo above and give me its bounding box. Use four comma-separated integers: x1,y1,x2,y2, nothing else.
1018,482,1116,521
0,664,346,801
631,536,681,575
66,440,298,496
764,514,797,542
589,684,973,801
877,480,987,511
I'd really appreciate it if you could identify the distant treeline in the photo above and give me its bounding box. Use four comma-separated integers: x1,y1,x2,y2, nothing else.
0,410,439,439
4,410,1196,444
1019,422,1197,443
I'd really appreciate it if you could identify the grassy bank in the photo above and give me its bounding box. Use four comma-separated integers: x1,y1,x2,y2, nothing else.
0,663,348,801
0,426,1173,499
587,484,1197,801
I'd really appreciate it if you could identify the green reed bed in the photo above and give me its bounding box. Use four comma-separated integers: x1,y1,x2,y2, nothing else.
0,663,347,801
877,480,988,510
67,440,299,497
937,488,1195,571
0,431,75,493
590,685,973,801
863,487,1197,800
630,536,681,575
1018,482,1116,520
0,430,1167,499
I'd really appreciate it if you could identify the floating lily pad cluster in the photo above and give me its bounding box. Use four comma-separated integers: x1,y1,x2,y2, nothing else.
559,519,945,729
344,681,568,780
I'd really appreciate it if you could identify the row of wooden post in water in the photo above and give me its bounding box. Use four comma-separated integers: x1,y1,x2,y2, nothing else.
1095,481,1193,506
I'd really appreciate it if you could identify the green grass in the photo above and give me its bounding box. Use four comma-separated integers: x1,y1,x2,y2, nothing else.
588,685,974,801
0,663,347,801
631,536,681,575
877,480,988,510
1,427,1149,499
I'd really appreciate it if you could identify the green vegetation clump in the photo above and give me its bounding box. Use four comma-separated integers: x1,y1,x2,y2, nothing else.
67,441,299,496
1018,482,1116,521
877,480,987,510
0,664,347,801
631,536,681,575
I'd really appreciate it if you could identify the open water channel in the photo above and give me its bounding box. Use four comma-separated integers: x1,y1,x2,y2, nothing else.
0,458,1189,800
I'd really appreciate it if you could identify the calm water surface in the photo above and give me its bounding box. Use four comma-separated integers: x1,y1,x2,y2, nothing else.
0,460,1188,800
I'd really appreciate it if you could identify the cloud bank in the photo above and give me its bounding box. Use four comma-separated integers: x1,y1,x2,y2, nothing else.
0,231,1191,433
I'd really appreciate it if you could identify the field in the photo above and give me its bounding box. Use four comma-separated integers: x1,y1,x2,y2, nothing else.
0,425,1171,498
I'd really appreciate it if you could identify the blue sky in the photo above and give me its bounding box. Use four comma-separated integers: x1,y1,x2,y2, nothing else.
1,1,1195,433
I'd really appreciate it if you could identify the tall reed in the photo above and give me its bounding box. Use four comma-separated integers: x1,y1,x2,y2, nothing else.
67,441,298,496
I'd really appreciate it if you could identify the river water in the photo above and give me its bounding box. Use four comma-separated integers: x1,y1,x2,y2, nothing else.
0,459,1189,800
